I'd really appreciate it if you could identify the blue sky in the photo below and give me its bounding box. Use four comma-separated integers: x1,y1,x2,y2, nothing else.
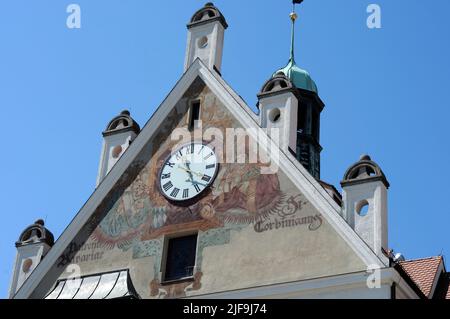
0,0,449,298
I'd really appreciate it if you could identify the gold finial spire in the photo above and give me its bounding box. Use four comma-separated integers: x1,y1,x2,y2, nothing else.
290,1,305,61
290,12,298,22
289,1,304,63
289,2,299,63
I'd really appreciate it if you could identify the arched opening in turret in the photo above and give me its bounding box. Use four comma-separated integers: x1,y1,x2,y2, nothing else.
22,228,42,242
261,76,291,94
192,9,217,23
279,80,288,89
265,82,275,92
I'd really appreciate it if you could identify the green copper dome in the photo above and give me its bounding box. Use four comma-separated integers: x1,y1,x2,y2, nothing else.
274,59,318,94
273,9,318,94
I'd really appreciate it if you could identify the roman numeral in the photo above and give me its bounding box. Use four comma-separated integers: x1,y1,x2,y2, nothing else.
165,162,175,168
161,173,171,179
163,181,173,192
194,184,201,193
202,175,211,183
198,145,205,154
183,189,189,199
170,188,180,198
186,144,194,154
204,153,214,161
206,164,215,170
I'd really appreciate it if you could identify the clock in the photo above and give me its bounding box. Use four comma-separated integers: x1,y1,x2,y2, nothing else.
159,143,219,202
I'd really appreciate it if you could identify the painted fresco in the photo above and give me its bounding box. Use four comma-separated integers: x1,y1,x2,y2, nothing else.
55,78,363,299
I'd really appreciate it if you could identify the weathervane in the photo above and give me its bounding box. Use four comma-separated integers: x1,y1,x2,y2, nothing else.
293,0,304,9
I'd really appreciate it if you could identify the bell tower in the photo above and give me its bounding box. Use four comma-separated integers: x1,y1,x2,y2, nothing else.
259,1,324,179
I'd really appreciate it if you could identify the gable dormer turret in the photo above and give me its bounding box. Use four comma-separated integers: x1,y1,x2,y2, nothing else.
184,3,228,73
9,219,54,298
96,110,140,186
341,155,390,262
257,74,299,155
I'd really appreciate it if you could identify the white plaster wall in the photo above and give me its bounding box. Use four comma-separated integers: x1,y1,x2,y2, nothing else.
189,217,366,296
342,181,388,261
259,93,298,152
9,244,49,298
293,284,391,299
97,131,136,186
184,22,225,72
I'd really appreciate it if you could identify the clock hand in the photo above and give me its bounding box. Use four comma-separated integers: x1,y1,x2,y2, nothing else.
181,161,206,188
182,159,195,181
185,180,209,188
184,160,197,180
177,165,203,178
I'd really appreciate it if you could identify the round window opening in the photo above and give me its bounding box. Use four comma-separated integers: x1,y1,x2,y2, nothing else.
22,258,33,273
112,145,123,159
198,36,208,49
269,108,281,123
356,200,370,217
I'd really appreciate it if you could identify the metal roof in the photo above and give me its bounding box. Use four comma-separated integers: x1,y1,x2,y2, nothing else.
45,269,139,299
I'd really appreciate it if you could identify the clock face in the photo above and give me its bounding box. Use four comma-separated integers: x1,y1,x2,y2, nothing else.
159,143,219,202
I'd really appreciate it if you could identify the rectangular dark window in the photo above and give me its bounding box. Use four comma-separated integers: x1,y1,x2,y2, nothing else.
189,101,201,130
311,110,320,141
164,234,197,282
297,105,307,134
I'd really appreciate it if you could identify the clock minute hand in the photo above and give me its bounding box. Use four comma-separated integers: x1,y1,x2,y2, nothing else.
185,180,209,188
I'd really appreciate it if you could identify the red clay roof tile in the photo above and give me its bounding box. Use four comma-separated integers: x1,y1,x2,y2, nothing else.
399,256,443,298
